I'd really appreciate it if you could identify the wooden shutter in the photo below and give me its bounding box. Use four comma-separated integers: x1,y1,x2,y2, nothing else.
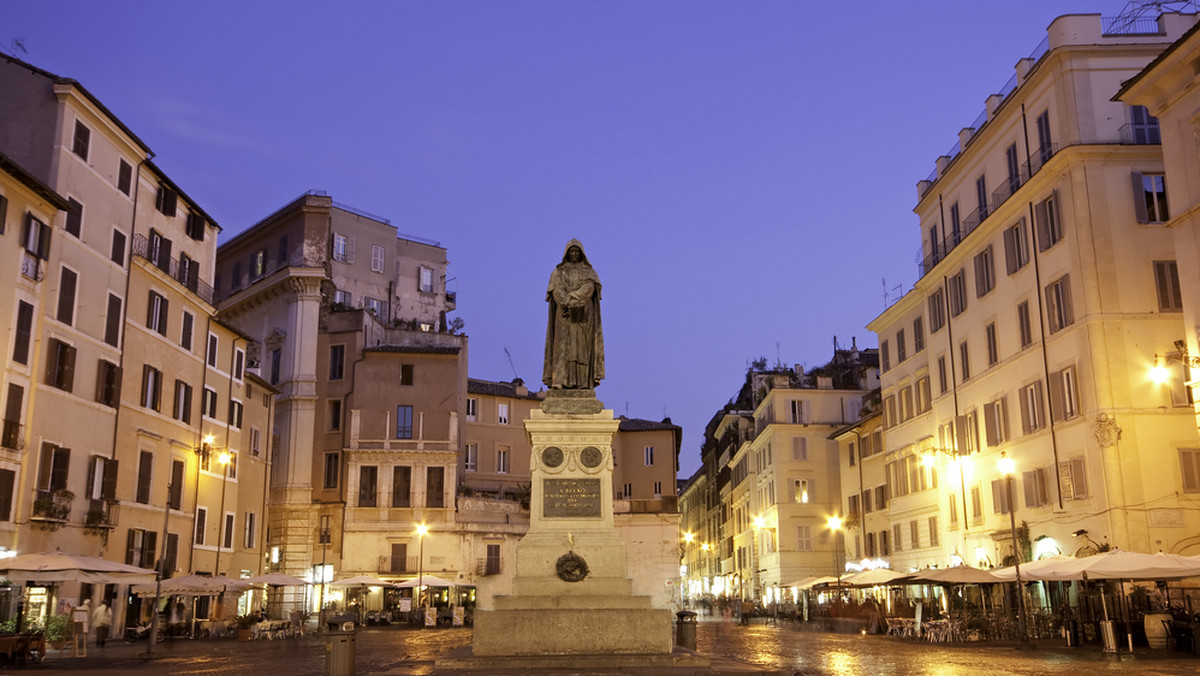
142,531,157,570
137,451,153,503
1003,226,1018,273
1058,462,1075,501
38,220,52,259
101,458,118,500
0,469,14,521
61,344,75,393
57,268,76,324
86,456,99,500
1048,369,1065,422
0,195,6,234
125,529,138,565
1181,451,1200,492
1131,172,1149,223
158,238,172,273
169,460,185,509
51,447,70,491
105,294,122,346
346,237,356,264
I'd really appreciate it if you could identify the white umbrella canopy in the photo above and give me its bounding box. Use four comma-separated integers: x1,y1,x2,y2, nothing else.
330,575,396,587
994,550,1200,582
131,574,252,595
0,550,157,584
842,568,909,587
792,575,840,590
392,575,456,588
246,573,309,586
904,566,1002,585
991,556,1078,582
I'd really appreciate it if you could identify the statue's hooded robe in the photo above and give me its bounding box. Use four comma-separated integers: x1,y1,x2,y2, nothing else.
543,239,605,389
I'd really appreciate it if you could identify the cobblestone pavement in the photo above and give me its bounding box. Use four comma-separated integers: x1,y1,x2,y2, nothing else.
9,618,1200,675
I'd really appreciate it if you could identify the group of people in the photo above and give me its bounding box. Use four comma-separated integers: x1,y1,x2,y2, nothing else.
69,598,113,647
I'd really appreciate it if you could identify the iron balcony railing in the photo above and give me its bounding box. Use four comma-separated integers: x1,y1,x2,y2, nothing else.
1119,121,1162,145
131,234,215,304
476,558,502,576
377,555,419,574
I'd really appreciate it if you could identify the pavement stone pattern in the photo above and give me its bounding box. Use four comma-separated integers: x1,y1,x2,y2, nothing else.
7,617,1199,675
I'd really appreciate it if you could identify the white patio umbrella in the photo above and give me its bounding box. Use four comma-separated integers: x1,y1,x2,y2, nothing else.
904,566,1002,585
793,576,840,590
842,568,909,587
0,550,157,584
392,575,456,588
993,550,1200,582
331,575,397,588
131,574,252,595
245,573,309,587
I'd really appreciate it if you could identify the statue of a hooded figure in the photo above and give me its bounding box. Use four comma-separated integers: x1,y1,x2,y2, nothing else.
543,239,605,390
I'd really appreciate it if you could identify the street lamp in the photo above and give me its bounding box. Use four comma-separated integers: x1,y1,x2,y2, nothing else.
751,516,765,602
318,515,330,632
415,524,428,612
999,452,1028,643
827,516,844,589
214,451,231,577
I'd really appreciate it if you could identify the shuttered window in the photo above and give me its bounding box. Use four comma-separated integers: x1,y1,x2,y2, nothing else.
1153,260,1183,311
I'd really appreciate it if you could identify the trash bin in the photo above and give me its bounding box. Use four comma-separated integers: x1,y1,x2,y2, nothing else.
324,620,356,676
676,610,698,650
1099,620,1118,654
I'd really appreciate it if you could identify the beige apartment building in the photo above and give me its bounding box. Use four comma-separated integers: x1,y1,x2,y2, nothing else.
0,53,273,628
1119,23,1200,470
868,12,1200,575
831,406,889,568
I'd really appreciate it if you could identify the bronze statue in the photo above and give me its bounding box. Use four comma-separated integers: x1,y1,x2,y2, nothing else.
543,239,604,390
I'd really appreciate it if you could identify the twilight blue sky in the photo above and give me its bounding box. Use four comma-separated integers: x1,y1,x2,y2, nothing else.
6,1,1117,476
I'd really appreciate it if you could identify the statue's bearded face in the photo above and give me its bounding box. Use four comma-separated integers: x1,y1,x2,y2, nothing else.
567,247,582,263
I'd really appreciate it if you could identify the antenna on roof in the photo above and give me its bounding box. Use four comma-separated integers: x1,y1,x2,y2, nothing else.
10,38,27,56
503,347,519,381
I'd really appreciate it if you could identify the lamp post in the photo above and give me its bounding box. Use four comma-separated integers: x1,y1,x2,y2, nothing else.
415,524,428,613
999,452,1028,643
827,516,844,588
750,516,765,603
317,515,330,631
141,479,174,659
214,451,231,577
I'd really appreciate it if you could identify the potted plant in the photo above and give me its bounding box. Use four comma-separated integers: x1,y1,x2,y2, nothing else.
43,614,71,650
235,613,258,640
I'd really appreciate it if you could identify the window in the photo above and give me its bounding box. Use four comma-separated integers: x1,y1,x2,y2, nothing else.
917,376,931,413
464,444,478,471
251,249,265,279
792,437,808,461
95,360,121,408
419,267,434,293
125,529,157,568
172,380,193,423
136,451,153,504
796,525,812,551
970,484,983,523
12,301,32,365
221,513,234,549
202,387,217,418
1060,458,1089,499
497,403,509,425
365,297,384,317
57,267,77,325
333,289,351,306
426,466,445,507
168,460,184,510
653,480,663,495
900,386,914,421
278,236,288,265
910,520,920,549
72,119,90,160
793,479,810,504
22,213,52,261
111,229,126,266
233,349,244,381
329,345,345,380
117,159,132,195
949,493,959,527
880,340,890,371
45,338,77,392
147,291,168,335
371,245,384,273
1035,191,1063,250
155,186,177,217
485,544,501,575
880,529,891,556
982,398,1007,447
386,465,410,507
949,202,961,243
244,512,257,549
929,289,946,332
65,198,82,238
1005,143,1021,193
884,395,896,428
848,443,856,468
948,270,968,316
1023,468,1050,508
228,400,243,429
194,507,207,545
323,453,339,489
466,398,478,422
1036,110,1053,162
270,349,281,385
928,517,939,547
1045,275,1074,333
875,484,887,511
1153,260,1183,311
497,447,510,474
865,531,877,557
104,294,123,346
1133,172,1170,223
181,311,194,350
332,234,348,262
396,405,413,439
1180,449,1200,493
141,365,162,410
1004,218,1030,274
1017,301,1033,349
641,446,655,466
1128,105,1161,144
985,323,998,366
207,333,218,367
973,246,995,297
975,174,989,220
1049,365,1079,422
400,364,413,386
0,469,14,521
959,341,970,381
1019,381,1045,434
913,317,925,353
991,478,1013,514
250,427,261,457
896,330,907,363
329,400,342,431
359,466,378,507
790,399,809,424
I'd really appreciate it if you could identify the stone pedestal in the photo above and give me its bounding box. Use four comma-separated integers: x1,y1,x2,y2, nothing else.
471,397,675,658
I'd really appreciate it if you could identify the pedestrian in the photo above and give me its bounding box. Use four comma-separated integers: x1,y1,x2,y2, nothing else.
92,600,112,647
740,599,753,626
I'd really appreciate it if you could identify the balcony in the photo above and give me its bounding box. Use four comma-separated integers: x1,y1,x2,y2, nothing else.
0,419,22,450
476,558,501,576
1119,122,1161,145
132,234,215,304
20,252,42,282
84,499,117,533
377,555,418,575
31,488,73,530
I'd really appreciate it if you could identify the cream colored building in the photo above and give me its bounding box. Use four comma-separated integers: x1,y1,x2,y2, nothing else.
0,54,273,628
831,405,889,568
869,13,1200,574
1119,22,1200,489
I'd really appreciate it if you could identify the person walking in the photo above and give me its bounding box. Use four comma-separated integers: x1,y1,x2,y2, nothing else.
92,600,112,647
